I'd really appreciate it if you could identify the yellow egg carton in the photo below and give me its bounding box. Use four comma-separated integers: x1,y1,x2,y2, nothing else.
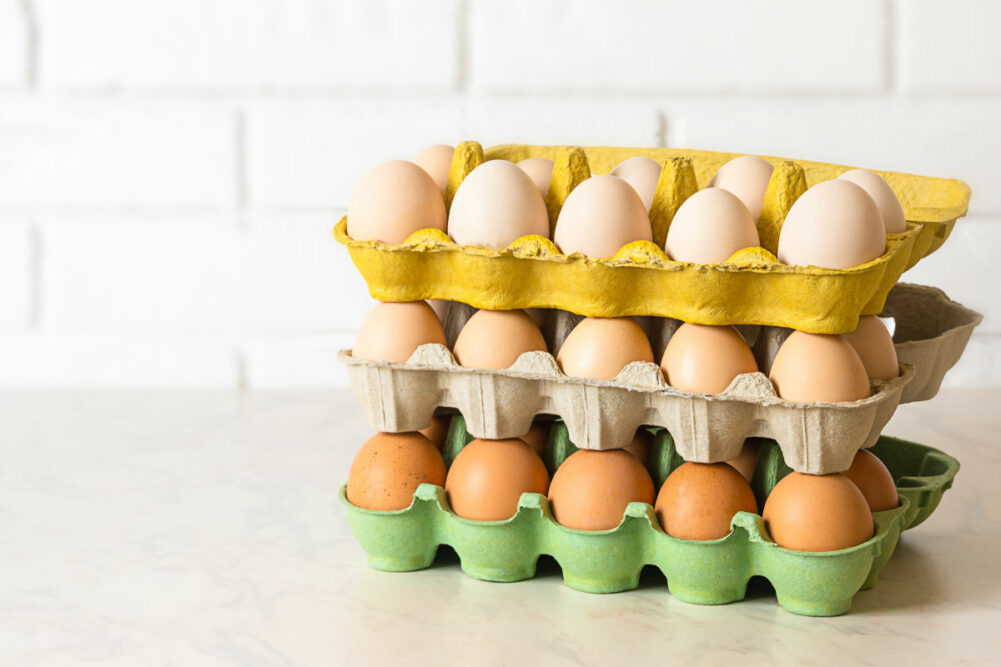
333,142,970,334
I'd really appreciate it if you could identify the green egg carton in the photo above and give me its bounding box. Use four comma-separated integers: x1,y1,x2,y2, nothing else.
340,421,958,616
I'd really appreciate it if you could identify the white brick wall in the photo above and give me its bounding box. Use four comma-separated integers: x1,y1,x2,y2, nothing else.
0,0,999,387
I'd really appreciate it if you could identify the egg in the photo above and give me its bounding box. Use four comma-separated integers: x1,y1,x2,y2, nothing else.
347,160,447,243
769,331,871,403
517,158,555,196
448,160,550,249
346,432,446,511
777,180,886,269
623,429,653,465
353,301,447,363
414,144,455,195
843,449,899,512
726,440,761,482
837,168,906,233
610,156,663,210
843,315,899,380
656,462,758,541
763,472,873,551
427,299,450,324
554,175,653,258
664,189,760,264
519,422,550,457
452,309,547,370
445,438,550,521
548,450,655,531
419,415,451,451
707,155,774,219
557,317,655,380
661,323,758,394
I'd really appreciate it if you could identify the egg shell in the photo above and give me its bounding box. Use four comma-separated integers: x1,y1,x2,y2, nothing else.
610,156,663,210
769,331,871,403
763,472,873,552
726,440,762,482
707,155,774,220
346,432,446,511
661,323,758,394
655,462,758,541
777,180,886,269
843,315,899,380
448,160,550,249
519,422,551,456
843,449,899,512
548,450,655,531
445,438,550,521
623,429,653,465
554,175,653,258
556,317,655,380
347,160,447,243
353,301,447,363
517,158,555,196
664,188,760,264
838,168,907,234
414,144,455,195
418,415,451,451
453,309,548,370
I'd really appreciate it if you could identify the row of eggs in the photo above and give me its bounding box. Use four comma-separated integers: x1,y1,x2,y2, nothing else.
347,429,898,552
347,144,908,269
353,300,899,403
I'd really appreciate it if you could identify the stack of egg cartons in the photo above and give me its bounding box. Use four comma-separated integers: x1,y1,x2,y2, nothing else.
335,142,979,616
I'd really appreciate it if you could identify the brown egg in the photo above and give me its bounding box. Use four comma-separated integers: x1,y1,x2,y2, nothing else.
519,422,550,457
610,156,663,210
664,188,760,264
346,432,446,511
347,160,447,243
353,301,447,363
623,429,653,465
769,331,871,403
656,462,758,541
661,324,758,394
837,169,906,233
777,180,886,269
763,472,873,551
708,155,774,219
726,440,761,482
557,317,655,380
554,175,653,258
548,450,655,531
445,438,550,521
843,315,899,380
517,158,554,196
452,309,548,370
414,144,455,195
419,415,451,451
448,160,550,249
843,449,899,512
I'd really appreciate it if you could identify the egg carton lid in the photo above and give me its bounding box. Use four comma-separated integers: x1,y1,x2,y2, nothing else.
334,142,970,333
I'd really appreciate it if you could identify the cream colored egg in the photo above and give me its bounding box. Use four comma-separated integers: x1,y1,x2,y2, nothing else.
837,169,907,233
665,188,760,264
554,175,652,258
452,309,548,370
414,144,455,195
352,301,447,363
708,155,774,219
769,331,871,403
843,315,899,380
347,160,447,243
777,180,886,269
557,317,654,380
610,156,663,210
448,160,550,249
517,158,555,196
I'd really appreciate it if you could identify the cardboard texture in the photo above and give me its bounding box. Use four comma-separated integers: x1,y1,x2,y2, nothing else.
341,435,959,616
334,143,970,333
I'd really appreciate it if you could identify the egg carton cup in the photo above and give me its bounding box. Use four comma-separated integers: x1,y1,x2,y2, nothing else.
341,435,959,617
334,142,970,333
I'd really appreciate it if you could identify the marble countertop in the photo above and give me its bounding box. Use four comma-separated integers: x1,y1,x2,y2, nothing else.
1,388,998,666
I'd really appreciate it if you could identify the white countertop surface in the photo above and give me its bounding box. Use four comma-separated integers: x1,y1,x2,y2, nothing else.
2,388,999,666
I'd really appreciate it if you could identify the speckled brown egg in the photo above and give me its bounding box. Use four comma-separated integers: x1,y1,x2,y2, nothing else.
554,175,653,258
346,432,446,511
353,301,447,363
763,472,873,551
557,317,655,380
452,309,548,370
843,315,899,380
837,169,906,234
843,449,899,512
769,331,871,403
419,415,451,451
347,160,447,243
656,462,758,541
661,323,758,394
548,449,655,531
445,439,550,521
708,155,774,219
610,156,663,210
